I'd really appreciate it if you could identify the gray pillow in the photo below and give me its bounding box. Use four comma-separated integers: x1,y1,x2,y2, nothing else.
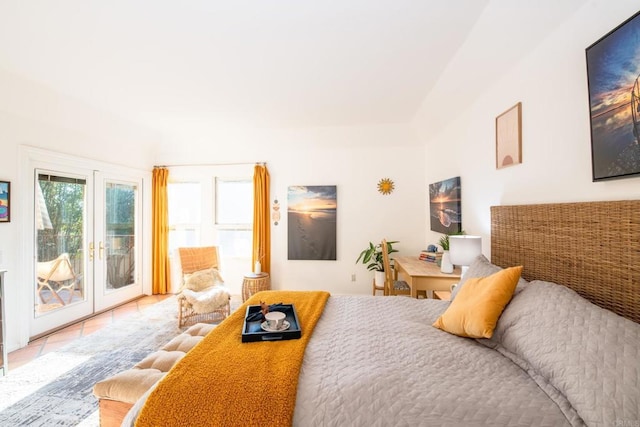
450,254,528,301
478,280,640,426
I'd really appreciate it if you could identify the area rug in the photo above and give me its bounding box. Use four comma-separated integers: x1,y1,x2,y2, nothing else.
0,295,237,427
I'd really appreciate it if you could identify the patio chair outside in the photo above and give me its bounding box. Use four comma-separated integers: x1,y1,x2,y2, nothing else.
36,253,83,306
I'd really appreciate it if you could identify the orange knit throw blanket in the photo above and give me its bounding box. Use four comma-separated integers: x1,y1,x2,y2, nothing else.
135,290,330,427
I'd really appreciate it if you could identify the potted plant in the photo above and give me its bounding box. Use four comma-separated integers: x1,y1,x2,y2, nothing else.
438,234,451,251
355,240,398,285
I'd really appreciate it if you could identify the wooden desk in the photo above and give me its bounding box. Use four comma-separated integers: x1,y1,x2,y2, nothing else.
394,256,460,299
433,290,451,301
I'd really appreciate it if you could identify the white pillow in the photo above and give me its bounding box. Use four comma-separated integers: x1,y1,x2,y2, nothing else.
182,268,224,292
181,286,230,314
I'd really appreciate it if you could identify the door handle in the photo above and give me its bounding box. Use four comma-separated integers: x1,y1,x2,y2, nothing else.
89,242,94,262
99,242,104,260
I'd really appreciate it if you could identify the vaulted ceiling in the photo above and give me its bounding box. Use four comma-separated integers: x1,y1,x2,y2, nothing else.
0,1,586,138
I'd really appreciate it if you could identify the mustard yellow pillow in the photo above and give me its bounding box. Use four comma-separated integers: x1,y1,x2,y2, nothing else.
433,266,523,338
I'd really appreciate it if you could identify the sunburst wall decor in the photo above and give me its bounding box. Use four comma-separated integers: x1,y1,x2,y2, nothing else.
377,178,394,195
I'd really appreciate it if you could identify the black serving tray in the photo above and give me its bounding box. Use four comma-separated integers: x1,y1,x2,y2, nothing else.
241,304,301,342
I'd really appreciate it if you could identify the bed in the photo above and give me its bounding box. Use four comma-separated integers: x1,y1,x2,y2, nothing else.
125,200,640,426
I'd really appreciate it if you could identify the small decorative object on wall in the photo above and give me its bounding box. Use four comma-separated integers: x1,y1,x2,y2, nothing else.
586,9,640,181
495,102,522,169
272,198,280,226
377,178,394,195
429,177,461,234
287,185,337,260
0,181,9,223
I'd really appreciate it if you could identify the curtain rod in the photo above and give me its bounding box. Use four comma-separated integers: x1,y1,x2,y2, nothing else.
154,161,266,168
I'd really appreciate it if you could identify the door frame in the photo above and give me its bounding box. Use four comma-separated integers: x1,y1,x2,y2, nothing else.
19,146,152,344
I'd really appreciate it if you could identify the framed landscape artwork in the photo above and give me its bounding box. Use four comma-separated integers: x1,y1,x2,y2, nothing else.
287,185,337,260
0,181,9,223
496,102,522,169
586,9,640,181
428,177,461,234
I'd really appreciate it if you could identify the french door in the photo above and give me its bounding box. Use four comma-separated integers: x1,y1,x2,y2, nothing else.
94,172,143,312
31,163,143,337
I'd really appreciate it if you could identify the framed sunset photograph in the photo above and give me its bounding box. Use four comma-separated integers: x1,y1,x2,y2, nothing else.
429,177,461,234
586,9,640,181
287,185,337,260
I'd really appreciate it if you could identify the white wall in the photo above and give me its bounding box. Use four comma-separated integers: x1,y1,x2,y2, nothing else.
6,0,638,354
155,124,426,296
414,0,640,257
0,69,158,352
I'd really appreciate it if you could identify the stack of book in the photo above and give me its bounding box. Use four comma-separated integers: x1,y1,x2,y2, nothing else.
419,251,443,263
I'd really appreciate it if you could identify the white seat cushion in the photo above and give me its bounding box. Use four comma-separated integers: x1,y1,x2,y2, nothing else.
181,285,229,314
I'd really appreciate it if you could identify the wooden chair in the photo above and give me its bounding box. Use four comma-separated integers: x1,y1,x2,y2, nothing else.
381,239,411,296
36,253,83,305
372,277,385,296
177,246,231,327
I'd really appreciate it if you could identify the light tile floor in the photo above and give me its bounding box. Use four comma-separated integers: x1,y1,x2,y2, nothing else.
7,294,173,371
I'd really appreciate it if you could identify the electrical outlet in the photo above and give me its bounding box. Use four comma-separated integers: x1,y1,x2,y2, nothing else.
351,273,356,282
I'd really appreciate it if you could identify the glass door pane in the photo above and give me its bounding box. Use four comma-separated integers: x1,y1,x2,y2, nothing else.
35,174,87,314
94,174,143,312
105,182,136,290
32,168,94,337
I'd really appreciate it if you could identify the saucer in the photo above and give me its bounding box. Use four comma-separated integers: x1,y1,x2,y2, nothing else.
261,320,290,332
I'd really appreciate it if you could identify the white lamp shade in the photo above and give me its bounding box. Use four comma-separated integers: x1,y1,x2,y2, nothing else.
448,235,482,266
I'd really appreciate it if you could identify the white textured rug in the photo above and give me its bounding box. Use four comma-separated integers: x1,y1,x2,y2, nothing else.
0,296,183,427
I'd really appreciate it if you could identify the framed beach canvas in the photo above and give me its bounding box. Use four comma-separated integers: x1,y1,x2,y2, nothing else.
0,181,9,223
495,102,522,169
429,177,461,234
287,185,337,260
586,9,640,181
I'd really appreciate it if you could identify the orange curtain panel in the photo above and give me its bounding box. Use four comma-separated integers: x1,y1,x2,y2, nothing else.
152,167,170,294
252,164,270,274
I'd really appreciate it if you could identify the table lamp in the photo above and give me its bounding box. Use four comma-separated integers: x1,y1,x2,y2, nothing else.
448,235,482,277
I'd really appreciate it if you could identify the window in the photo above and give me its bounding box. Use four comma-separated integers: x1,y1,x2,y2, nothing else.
168,182,201,253
215,178,252,258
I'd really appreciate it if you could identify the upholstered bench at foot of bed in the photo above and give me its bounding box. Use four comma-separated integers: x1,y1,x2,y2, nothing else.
92,323,216,427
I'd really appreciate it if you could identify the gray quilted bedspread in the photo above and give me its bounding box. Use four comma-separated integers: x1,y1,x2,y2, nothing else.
125,288,638,426
293,295,573,427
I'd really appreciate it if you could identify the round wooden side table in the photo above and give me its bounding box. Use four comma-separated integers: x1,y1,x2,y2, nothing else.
242,272,271,302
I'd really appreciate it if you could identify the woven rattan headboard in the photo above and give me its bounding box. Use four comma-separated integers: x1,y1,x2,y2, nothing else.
491,200,640,324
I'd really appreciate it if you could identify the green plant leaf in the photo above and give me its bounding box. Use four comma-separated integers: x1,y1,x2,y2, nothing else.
438,230,466,251
355,240,399,272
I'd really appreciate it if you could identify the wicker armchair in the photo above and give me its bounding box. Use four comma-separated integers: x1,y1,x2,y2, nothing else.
177,246,231,327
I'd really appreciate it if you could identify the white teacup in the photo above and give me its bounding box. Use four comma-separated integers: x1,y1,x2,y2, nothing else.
265,311,286,330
